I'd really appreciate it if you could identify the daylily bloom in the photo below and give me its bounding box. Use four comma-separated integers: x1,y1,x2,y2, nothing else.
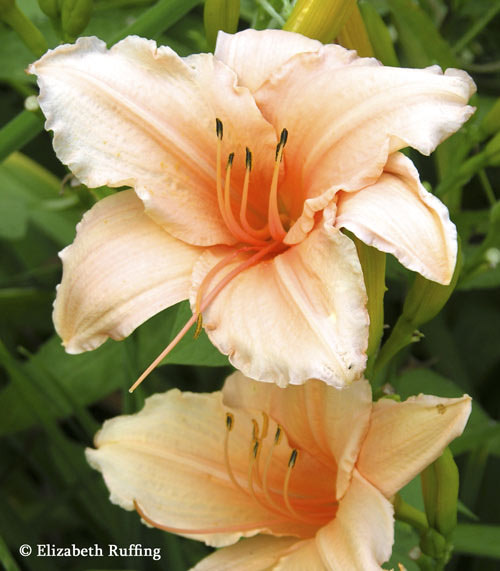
30,30,475,388
86,373,471,569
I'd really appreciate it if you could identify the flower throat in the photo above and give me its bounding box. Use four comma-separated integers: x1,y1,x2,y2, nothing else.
129,120,289,392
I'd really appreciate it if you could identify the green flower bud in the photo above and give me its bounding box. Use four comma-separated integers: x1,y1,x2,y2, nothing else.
374,241,461,375
61,0,92,40
37,0,59,20
421,447,459,539
420,527,448,561
283,0,356,43
402,241,461,327
204,0,240,51
337,3,373,57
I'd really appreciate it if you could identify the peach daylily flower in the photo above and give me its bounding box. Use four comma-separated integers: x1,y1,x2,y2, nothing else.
86,373,471,569
30,30,475,388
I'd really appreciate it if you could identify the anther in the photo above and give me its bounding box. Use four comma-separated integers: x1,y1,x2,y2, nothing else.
251,419,259,441
275,128,289,160
216,118,223,140
252,439,259,459
288,449,298,468
194,313,203,339
245,147,252,170
227,152,234,168
226,412,234,431
274,425,283,445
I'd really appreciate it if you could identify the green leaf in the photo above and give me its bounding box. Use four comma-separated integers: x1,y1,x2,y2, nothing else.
388,0,457,68
383,521,420,571
0,111,44,163
0,152,82,245
109,0,201,44
0,335,127,436
453,524,500,558
0,534,21,571
0,194,27,239
136,301,230,369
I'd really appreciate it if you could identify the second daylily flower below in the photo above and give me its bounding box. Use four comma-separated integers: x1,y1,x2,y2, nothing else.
30,29,475,387
86,374,471,569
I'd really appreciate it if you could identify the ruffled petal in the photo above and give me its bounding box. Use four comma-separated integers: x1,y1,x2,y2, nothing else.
315,470,394,570
86,389,319,548
357,394,472,498
255,47,475,216
215,29,322,92
222,373,373,498
336,153,457,284
191,218,368,388
53,190,201,353
30,36,277,246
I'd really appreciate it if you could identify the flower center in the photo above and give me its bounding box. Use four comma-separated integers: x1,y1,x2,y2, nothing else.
215,118,289,245
223,411,337,526
129,122,292,393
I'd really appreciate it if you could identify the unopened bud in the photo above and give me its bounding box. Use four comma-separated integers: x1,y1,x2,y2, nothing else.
61,0,93,40
204,0,240,50
284,0,356,43
421,447,459,539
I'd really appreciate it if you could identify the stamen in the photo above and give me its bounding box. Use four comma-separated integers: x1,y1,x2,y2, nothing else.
194,246,258,316
224,412,247,495
216,119,225,231
251,418,259,441
260,412,269,440
222,151,267,246
129,312,199,392
216,117,223,140
194,313,203,339
283,449,304,520
239,148,269,240
130,242,280,392
261,424,290,516
268,129,288,242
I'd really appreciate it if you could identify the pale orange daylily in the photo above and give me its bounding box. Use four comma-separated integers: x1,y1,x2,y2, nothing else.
30,30,475,387
86,373,471,569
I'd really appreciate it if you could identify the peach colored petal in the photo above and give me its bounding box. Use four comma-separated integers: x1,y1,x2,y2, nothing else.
335,152,457,284
222,373,373,498
191,220,368,388
316,470,394,570
30,36,277,246
86,389,320,548
193,536,309,570
357,394,472,499
255,49,475,212
53,190,201,353
215,29,322,92
274,538,327,570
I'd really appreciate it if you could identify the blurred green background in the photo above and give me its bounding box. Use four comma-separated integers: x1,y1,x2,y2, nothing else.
1,0,500,569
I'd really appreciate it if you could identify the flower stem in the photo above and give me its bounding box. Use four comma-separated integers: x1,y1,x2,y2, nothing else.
1,0,48,57
0,110,44,163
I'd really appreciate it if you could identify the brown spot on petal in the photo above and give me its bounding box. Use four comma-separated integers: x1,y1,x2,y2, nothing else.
437,404,446,415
